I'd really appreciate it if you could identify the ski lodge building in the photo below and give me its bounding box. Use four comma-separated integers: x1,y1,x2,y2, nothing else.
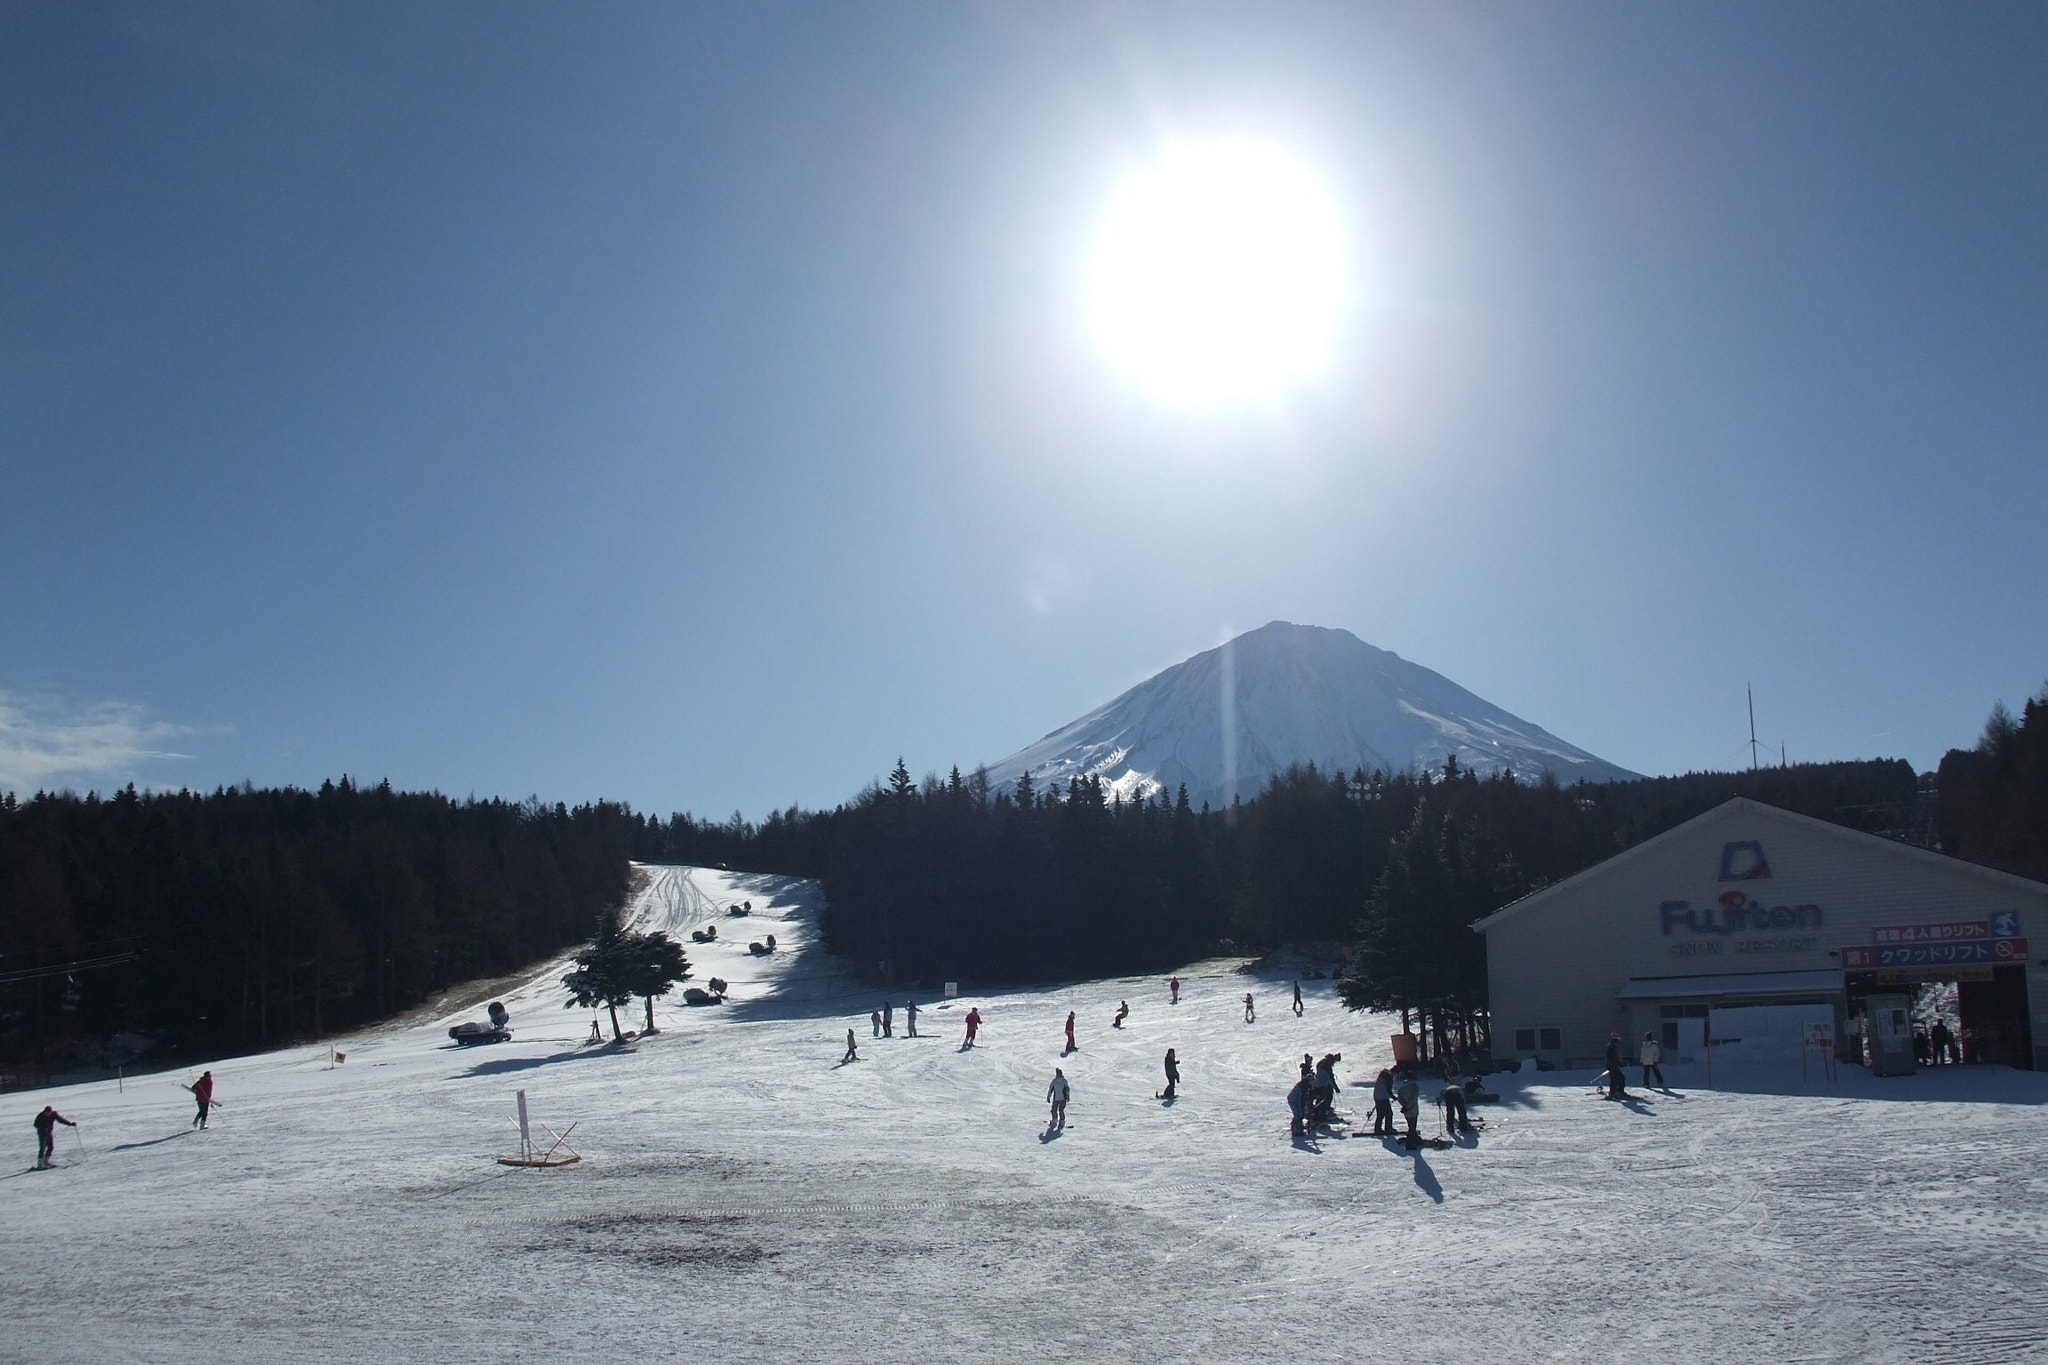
1474,798,2048,1072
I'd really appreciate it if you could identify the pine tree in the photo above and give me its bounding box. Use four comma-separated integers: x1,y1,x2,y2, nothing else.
562,922,640,1042
624,930,692,1034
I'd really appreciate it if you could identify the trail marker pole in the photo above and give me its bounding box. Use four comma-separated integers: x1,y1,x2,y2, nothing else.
516,1089,532,1162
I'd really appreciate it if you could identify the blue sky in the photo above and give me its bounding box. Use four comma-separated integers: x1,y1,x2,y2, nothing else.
4,2,2045,816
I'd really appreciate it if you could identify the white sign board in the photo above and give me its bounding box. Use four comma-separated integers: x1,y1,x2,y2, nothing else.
944,981,958,999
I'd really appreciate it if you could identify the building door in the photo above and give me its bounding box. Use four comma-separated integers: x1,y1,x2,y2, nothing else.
1959,965,2034,1068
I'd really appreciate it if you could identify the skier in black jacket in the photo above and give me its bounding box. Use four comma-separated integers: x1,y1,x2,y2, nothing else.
33,1106,75,1169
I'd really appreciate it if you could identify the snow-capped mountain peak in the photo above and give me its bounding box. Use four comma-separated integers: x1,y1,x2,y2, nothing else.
984,621,1636,808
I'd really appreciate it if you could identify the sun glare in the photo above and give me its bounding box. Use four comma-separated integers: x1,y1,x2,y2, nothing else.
1088,140,1348,406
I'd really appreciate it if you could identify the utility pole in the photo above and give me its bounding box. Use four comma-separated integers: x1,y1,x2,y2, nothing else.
1748,684,1760,771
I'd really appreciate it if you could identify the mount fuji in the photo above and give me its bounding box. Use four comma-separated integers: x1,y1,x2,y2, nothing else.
985,621,1637,808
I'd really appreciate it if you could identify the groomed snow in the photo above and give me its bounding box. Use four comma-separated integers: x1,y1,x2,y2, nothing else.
6,864,2047,1363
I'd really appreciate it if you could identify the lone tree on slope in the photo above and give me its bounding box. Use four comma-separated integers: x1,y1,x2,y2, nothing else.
625,930,691,1035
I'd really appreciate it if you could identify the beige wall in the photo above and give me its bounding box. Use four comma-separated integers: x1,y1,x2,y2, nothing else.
1483,804,2048,1067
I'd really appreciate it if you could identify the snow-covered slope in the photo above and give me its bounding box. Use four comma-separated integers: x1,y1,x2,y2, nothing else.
4,863,2046,1363
986,620,1637,808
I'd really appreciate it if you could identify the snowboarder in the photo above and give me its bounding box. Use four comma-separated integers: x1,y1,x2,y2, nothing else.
843,1029,859,1063
1243,993,1255,1024
1046,1067,1070,1129
1167,976,1180,1005
187,1071,214,1128
882,1001,893,1038
1371,1068,1395,1136
904,1000,918,1037
1158,1047,1180,1100
870,1010,882,1038
1292,980,1304,1016
1641,1031,1665,1089
1063,1011,1077,1054
963,1008,982,1048
1396,1072,1420,1143
1113,1000,1129,1030
32,1106,75,1169
1441,1074,1472,1136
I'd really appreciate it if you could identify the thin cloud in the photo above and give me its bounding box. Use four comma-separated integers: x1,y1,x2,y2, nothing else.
0,692,193,795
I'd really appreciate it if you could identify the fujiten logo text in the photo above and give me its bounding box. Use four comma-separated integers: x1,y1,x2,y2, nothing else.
1661,891,1823,936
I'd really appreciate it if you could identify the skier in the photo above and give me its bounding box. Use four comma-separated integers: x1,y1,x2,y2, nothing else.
1641,1030,1665,1089
1063,1011,1077,1054
1371,1068,1395,1136
1168,976,1180,1005
1287,1076,1308,1138
904,1000,919,1037
1299,1053,1314,1084
33,1105,75,1169
870,1010,882,1038
963,1008,982,1048
1604,1033,1628,1100
1158,1047,1180,1100
1312,1053,1341,1124
1396,1071,1420,1143
1046,1067,1070,1129
187,1071,214,1129
1441,1073,1472,1137
1292,980,1304,1016
882,1001,894,1038
1243,992,1255,1024
1113,1000,1129,1030
587,1018,603,1044
843,1028,859,1063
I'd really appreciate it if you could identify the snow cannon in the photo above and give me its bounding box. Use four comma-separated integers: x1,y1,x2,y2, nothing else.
449,1001,513,1046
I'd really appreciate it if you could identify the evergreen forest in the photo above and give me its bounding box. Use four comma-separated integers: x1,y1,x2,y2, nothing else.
0,780,635,1068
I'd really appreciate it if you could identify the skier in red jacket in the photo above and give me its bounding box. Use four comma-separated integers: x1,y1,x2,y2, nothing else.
1063,1011,1076,1054
963,1008,982,1047
187,1071,214,1128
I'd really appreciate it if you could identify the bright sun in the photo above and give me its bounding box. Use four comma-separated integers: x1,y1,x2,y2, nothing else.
1088,140,1347,406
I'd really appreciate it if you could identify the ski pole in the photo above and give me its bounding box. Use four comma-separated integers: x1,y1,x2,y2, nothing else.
71,1126,84,1160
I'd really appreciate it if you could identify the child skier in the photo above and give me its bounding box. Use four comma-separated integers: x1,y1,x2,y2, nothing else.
904,1000,918,1037
843,1029,858,1063
1046,1067,1070,1129
32,1106,75,1169
1396,1072,1420,1143
963,1008,982,1047
1371,1068,1395,1136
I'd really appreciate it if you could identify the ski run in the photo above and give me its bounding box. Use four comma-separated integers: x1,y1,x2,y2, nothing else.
6,865,2047,1363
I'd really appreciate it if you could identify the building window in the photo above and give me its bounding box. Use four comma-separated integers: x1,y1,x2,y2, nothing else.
1513,1027,1536,1052
1661,1022,1680,1051
1538,1027,1562,1052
